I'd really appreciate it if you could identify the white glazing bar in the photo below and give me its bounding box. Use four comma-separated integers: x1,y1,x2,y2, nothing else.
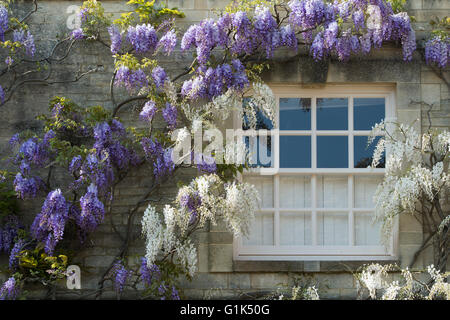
312,97,317,169
348,175,354,246
311,174,317,246
349,97,354,169
274,175,280,247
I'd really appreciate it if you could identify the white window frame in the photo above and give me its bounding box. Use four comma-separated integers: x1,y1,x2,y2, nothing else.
233,84,399,261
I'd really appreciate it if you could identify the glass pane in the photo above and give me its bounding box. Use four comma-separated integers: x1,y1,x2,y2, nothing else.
280,136,311,168
317,136,348,168
245,135,273,168
243,213,274,246
354,98,385,130
317,98,348,130
317,212,349,245
354,136,385,168
280,212,312,245
280,98,311,130
242,98,274,130
354,176,383,208
280,176,311,208
244,176,274,208
317,176,348,208
355,212,382,245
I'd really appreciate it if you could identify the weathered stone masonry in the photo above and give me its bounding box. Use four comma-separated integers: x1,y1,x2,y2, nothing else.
0,0,449,299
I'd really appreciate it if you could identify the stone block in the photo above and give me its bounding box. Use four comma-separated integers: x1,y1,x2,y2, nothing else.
421,84,441,109
209,244,233,272
250,273,289,289
423,0,449,9
396,83,422,110
229,273,251,290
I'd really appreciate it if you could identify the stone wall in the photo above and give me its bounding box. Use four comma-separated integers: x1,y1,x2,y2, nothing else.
0,0,448,299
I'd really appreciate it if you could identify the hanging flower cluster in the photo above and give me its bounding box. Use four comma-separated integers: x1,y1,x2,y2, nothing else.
425,36,449,69
111,261,132,294
181,60,249,100
141,174,260,278
0,276,20,300
30,189,69,254
0,216,23,254
141,137,175,181
115,66,149,93
11,131,55,199
369,122,449,247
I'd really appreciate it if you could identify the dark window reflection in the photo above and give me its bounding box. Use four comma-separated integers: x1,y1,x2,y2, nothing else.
317,98,348,130
245,136,273,168
317,136,348,168
242,98,274,130
354,98,385,130
354,136,385,168
280,98,311,130
280,136,311,168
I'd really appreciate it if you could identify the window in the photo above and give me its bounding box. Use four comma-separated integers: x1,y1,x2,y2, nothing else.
234,85,397,261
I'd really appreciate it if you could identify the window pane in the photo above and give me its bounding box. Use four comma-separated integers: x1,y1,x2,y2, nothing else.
317,176,348,208
354,176,382,208
280,136,311,168
355,212,382,245
245,135,273,168
243,213,274,246
280,176,311,208
280,212,312,245
354,136,385,168
354,98,385,130
244,176,274,208
317,98,348,130
280,98,311,130
242,98,274,130
317,212,348,245
317,136,348,168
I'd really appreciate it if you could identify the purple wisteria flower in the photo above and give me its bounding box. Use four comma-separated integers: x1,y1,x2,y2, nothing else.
152,66,167,90
112,262,131,293
30,189,69,254
5,56,13,66
171,286,180,300
139,100,157,122
162,103,177,129
0,216,23,254
0,277,20,300
14,30,36,56
127,24,158,53
0,5,8,41
0,84,4,104
425,36,449,68
115,66,148,92
71,28,84,40
108,25,122,54
80,153,114,195
9,133,20,148
8,238,24,270
16,137,51,167
110,119,126,136
69,155,82,174
13,173,40,199
77,184,105,233
157,29,177,55
139,258,161,287
179,190,202,224
78,8,89,22
193,153,217,174
141,138,175,181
